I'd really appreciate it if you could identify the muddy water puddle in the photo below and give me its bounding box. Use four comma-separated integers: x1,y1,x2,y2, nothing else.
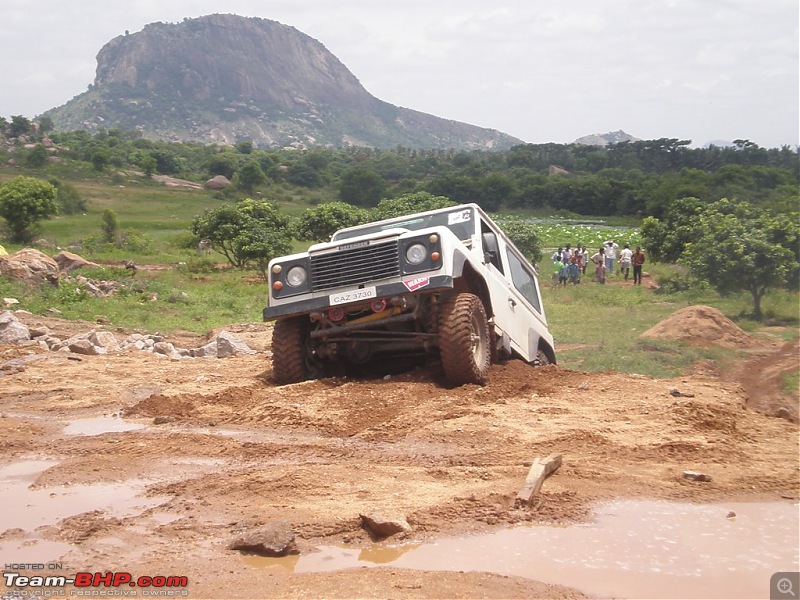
63,415,147,435
246,499,799,599
0,459,169,532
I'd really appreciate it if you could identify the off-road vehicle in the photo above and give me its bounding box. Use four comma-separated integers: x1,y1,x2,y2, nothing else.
263,203,555,385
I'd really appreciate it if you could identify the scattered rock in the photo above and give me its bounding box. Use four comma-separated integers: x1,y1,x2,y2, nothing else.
775,407,792,420
360,512,412,538
216,331,255,358
191,341,218,358
228,521,298,557
669,387,695,398
726,510,736,518
88,331,121,353
3,298,19,307
153,341,182,360
67,339,98,355
53,250,99,273
0,311,31,343
682,470,712,482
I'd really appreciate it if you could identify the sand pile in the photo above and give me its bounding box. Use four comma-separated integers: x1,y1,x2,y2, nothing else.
641,305,758,349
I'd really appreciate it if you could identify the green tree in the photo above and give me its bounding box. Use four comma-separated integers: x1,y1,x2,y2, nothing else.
640,197,706,262
339,167,386,207
295,202,370,242
91,149,111,172
205,153,238,180
37,116,54,133
51,180,87,215
151,150,181,175
25,144,48,168
235,140,254,154
371,192,456,221
237,161,267,193
0,176,58,242
9,115,31,137
476,173,513,212
190,198,292,270
682,201,799,319
490,215,543,263
139,154,157,177
101,209,119,243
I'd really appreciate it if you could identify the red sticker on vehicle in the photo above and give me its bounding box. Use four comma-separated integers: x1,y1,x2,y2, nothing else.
403,277,430,292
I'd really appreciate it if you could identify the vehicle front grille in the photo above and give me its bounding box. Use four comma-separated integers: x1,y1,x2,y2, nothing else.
310,240,400,292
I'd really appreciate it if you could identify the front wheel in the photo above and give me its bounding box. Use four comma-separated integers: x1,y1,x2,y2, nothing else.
438,293,491,386
271,317,313,384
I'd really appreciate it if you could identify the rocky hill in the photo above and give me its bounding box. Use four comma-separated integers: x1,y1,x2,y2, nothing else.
42,14,522,150
573,130,640,146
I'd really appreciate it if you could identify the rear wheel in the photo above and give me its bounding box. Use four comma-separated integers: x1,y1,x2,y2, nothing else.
438,293,491,386
272,317,313,384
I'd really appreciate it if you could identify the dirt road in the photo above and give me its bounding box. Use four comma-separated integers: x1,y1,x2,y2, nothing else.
1,313,798,598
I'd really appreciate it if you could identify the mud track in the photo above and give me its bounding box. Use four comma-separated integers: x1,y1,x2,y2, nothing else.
1,316,797,598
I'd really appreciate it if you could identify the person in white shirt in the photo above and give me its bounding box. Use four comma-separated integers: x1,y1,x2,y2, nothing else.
618,243,633,281
603,240,619,275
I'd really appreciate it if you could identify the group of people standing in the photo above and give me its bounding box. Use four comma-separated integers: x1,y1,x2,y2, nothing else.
550,241,645,286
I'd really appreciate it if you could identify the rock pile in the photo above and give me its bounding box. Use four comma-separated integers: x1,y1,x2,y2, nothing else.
0,310,258,360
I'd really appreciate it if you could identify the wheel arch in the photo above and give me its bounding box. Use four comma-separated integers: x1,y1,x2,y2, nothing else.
451,260,494,320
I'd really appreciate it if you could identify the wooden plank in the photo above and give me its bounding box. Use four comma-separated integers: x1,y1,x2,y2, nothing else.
515,453,562,507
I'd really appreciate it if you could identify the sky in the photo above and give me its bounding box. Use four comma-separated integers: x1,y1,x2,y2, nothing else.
2,0,798,149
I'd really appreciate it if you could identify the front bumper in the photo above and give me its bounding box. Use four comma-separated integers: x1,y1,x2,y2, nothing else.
263,275,454,321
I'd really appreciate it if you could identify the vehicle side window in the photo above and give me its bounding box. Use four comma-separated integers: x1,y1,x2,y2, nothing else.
505,249,542,313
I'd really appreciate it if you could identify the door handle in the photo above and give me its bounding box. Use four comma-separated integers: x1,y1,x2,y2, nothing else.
508,298,517,307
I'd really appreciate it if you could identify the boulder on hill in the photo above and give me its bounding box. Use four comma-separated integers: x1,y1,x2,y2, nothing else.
204,175,231,190
0,249,59,284
54,251,100,273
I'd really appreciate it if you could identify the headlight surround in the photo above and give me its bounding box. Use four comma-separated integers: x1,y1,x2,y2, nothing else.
405,243,428,265
286,265,308,287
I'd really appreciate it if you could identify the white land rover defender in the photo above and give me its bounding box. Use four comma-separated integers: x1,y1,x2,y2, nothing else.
263,203,556,386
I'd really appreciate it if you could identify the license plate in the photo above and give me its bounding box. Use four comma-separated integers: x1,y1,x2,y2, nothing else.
329,286,376,306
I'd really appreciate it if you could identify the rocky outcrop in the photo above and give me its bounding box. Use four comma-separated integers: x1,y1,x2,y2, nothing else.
0,249,59,283
53,251,100,273
42,14,522,150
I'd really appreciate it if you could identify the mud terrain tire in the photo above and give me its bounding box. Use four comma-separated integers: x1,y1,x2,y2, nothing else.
272,317,312,384
533,349,550,366
438,293,491,386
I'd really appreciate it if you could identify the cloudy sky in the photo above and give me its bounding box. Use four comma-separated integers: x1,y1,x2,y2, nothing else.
2,0,798,148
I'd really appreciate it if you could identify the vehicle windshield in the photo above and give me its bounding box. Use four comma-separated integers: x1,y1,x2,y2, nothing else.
332,206,477,242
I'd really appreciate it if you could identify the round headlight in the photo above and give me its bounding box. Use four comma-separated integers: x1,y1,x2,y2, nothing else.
405,243,428,265
286,265,308,287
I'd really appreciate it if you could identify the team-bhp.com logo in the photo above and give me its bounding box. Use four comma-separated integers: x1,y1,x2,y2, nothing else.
3,570,189,597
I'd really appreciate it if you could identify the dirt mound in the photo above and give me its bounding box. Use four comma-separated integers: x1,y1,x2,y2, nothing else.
641,305,758,349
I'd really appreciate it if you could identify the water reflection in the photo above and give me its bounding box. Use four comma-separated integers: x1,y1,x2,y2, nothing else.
242,500,799,599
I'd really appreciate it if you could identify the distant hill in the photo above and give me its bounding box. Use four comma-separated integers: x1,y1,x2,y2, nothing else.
42,14,522,151
573,130,640,146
